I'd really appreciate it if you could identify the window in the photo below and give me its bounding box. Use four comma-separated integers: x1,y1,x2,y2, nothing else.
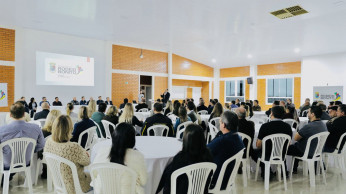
225,80,245,102
267,78,293,104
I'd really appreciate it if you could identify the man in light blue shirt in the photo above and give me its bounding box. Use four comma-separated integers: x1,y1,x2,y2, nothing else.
0,103,45,172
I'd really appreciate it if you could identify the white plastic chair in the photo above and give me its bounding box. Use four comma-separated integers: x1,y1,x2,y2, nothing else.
289,131,330,187
210,117,221,130
43,152,92,194
78,126,98,152
198,110,208,115
209,149,245,194
168,114,179,124
301,110,309,117
138,108,149,112
0,138,36,194
90,163,137,194
237,132,252,187
35,136,53,191
28,120,42,128
147,125,170,136
207,122,220,142
166,112,173,117
36,119,46,128
249,117,266,125
283,119,299,130
101,120,114,139
254,134,291,190
324,132,346,179
171,162,217,194
91,119,106,140
176,121,193,139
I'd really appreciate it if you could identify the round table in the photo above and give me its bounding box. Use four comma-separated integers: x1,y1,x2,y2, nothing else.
90,136,182,194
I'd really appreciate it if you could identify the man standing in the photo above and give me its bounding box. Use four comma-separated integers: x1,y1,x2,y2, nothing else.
52,97,62,106
324,104,346,153
161,89,170,105
0,103,45,179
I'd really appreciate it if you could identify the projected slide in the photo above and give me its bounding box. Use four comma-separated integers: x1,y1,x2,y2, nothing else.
36,51,94,86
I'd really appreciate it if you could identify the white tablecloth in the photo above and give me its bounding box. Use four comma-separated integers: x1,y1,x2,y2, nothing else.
91,136,182,194
134,112,151,121
252,111,268,120
37,105,113,115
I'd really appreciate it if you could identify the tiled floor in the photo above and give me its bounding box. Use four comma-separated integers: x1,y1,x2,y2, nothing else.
6,167,346,194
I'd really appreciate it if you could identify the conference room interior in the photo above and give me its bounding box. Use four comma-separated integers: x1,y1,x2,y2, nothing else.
1,0,346,194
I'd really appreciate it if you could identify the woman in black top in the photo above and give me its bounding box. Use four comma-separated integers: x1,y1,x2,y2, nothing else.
156,124,213,194
28,97,38,118
102,105,119,134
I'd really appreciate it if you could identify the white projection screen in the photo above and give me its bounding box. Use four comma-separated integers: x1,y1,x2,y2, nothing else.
36,51,94,86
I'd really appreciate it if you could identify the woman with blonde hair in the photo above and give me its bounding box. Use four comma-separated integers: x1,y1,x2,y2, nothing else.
71,106,95,148
102,105,119,134
42,109,62,137
119,103,143,127
88,100,96,117
66,103,78,119
44,115,91,193
164,100,173,116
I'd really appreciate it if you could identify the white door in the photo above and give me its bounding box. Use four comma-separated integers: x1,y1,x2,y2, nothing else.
192,87,202,105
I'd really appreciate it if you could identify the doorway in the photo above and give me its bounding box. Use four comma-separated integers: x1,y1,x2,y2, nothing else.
140,75,152,107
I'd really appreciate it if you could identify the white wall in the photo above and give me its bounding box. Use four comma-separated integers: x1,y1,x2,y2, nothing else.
15,28,111,105
301,52,346,103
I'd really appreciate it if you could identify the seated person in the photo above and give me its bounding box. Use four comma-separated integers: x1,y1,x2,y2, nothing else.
66,103,78,120
187,101,198,123
252,106,292,178
299,98,311,116
135,98,149,112
287,106,327,173
174,106,192,134
71,106,95,148
157,124,213,194
318,103,331,120
235,98,240,107
71,97,80,105
197,98,208,112
96,96,104,105
252,100,261,111
92,123,147,194
265,100,280,117
91,102,107,138
39,97,50,106
42,110,62,137
141,103,174,137
0,103,45,180
119,103,143,127
287,99,295,108
173,101,181,116
87,97,94,105
209,103,223,122
102,105,119,134
105,97,113,105
324,104,346,153
120,98,128,109
235,107,255,161
164,100,173,116
207,99,216,114
80,96,87,105
326,106,338,127
207,110,245,190
230,100,239,109
34,102,50,120
44,115,91,193
52,97,62,106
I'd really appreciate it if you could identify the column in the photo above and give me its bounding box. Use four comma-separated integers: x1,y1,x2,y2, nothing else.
168,51,173,93
213,67,220,100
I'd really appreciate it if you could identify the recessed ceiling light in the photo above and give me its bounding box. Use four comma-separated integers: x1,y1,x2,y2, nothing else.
294,48,300,53
212,59,217,63
247,54,253,59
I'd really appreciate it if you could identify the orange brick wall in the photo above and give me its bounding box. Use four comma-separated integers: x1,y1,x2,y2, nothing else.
245,83,250,100
0,65,15,112
187,88,193,98
172,54,214,77
294,77,301,109
112,45,168,73
201,82,209,102
0,28,15,61
112,73,139,107
154,76,168,100
172,79,203,87
219,81,225,105
257,79,269,110
257,61,301,76
220,66,250,78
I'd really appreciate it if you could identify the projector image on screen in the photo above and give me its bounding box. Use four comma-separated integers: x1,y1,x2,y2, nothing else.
36,51,95,86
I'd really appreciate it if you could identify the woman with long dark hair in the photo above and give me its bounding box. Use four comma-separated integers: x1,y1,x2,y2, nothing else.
208,102,223,121
173,101,181,116
28,97,37,118
92,123,147,194
174,106,191,133
156,124,213,194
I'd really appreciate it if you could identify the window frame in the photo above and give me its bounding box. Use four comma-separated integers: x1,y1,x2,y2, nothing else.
265,78,294,105
224,79,246,103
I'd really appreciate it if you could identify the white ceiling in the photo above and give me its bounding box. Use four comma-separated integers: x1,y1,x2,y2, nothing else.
1,0,346,68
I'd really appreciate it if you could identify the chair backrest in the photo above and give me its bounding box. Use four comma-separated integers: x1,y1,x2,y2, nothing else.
171,162,217,194
166,112,173,117
0,138,36,171
176,121,193,139
194,119,199,124
28,120,42,128
168,114,179,124
101,120,114,139
321,120,328,124
90,163,137,194
44,152,85,194
237,132,251,159
198,110,208,115
210,149,244,192
147,125,169,136
91,119,105,140
36,119,46,127
208,122,220,141
210,117,221,130
249,117,266,125
301,131,330,160
283,119,299,130
302,109,309,117
261,134,291,162
138,108,149,112
335,132,346,154
78,126,97,151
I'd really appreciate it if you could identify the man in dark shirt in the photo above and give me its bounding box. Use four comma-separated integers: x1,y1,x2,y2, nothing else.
236,107,255,161
161,89,170,105
252,106,292,178
80,96,87,105
52,97,62,106
287,99,295,108
96,96,104,105
34,102,50,120
120,98,128,109
105,97,113,105
235,98,241,107
39,97,50,106
287,106,327,173
265,101,280,117
318,103,331,120
324,104,346,153
135,99,149,112
141,103,174,137
207,110,245,190
252,100,261,111
299,98,311,116
197,98,208,111
71,97,80,105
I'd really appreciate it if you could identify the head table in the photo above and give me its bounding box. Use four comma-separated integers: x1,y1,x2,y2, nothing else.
90,136,182,194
